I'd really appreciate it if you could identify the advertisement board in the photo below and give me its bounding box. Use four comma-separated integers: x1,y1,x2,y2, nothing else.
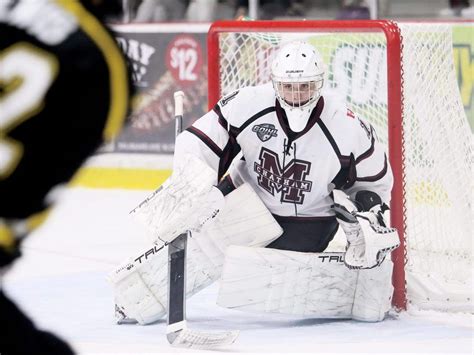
110,24,210,154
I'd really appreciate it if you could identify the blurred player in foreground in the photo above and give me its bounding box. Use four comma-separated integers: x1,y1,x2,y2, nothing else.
0,0,131,353
110,41,400,326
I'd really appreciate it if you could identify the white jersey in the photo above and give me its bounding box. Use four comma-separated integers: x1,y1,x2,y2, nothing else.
174,83,393,218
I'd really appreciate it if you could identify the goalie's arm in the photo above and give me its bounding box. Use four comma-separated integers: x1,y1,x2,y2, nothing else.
174,107,242,184
343,117,394,214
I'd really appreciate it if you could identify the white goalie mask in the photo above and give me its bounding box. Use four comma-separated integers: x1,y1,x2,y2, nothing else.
271,41,325,132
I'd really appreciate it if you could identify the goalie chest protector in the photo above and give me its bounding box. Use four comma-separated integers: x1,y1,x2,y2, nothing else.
204,83,390,218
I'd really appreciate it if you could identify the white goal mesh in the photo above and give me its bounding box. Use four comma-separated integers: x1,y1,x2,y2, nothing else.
399,23,472,312
209,21,473,312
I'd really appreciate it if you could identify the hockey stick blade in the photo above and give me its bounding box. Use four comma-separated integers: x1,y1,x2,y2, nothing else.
167,321,239,349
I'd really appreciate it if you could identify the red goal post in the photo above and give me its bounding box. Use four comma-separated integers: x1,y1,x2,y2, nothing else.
207,20,473,313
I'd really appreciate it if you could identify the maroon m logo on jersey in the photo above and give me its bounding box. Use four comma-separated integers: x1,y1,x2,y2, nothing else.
254,147,312,204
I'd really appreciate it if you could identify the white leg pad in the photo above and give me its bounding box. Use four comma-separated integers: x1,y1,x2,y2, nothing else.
109,183,282,325
352,259,394,321
112,257,167,324
217,246,393,321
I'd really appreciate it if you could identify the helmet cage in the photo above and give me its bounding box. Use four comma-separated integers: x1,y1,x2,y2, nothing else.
272,76,324,109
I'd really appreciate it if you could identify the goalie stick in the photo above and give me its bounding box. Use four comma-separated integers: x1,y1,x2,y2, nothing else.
166,91,239,349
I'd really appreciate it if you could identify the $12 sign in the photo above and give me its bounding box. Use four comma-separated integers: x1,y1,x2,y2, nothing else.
166,35,203,86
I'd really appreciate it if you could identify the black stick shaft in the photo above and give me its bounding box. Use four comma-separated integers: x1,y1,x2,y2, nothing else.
168,91,187,328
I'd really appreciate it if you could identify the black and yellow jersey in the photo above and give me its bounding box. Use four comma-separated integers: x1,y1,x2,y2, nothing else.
0,0,130,221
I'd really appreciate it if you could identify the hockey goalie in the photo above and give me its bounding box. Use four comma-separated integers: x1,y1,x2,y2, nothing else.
109,41,400,325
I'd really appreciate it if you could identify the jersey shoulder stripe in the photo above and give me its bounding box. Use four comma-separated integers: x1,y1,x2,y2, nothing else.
356,154,388,182
185,126,223,157
214,103,276,138
213,104,240,137
238,106,276,135
57,0,129,140
218,135,241,181
355,134,375,164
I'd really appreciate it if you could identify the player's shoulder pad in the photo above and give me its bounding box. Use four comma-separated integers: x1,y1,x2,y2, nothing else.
216,83,275,127
320,90,373,154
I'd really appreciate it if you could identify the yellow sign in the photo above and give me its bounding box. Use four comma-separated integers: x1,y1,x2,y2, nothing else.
453,24,474,132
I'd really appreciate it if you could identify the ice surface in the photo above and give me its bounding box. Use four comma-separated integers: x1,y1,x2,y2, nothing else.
3,188,473,354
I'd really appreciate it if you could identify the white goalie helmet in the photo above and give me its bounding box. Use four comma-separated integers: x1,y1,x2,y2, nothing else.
271,41,325,132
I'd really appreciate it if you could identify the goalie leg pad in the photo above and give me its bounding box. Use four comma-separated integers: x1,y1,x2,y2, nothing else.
109,183,283,325
217,246,393,321
352,259,394,322
109,234,230,325
113,266,167,325
217,246,355,318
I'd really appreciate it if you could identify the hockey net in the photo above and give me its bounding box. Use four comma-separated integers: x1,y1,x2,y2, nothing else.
207,20,473,312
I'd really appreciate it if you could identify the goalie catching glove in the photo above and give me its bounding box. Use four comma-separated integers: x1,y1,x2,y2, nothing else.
334,191,400,270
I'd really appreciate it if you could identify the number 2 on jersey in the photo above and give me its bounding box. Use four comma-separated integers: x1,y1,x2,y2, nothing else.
0,43,58,178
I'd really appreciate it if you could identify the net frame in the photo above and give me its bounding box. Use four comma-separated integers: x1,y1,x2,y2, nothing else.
208,20,408,310
208,20,474,313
